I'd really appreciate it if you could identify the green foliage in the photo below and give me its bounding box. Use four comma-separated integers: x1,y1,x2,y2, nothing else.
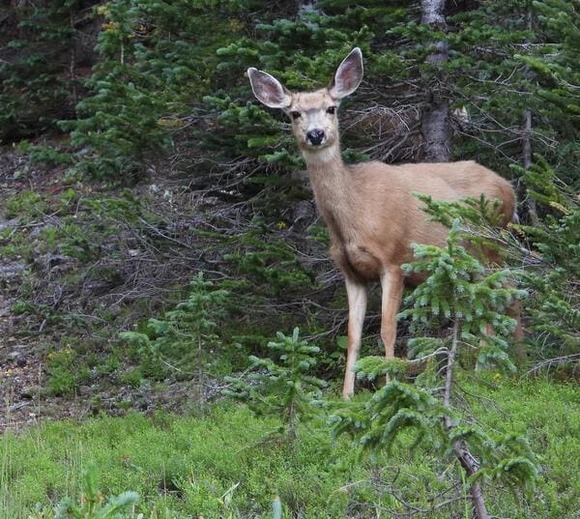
59,1,170,180
401,220,525,369
17,141,73,168
333,377,537,494
515,159,580,356
2,0,578,196
529,0,580,185
331,211,535,514
449,1,580,179
0,405,358,518
332,379,444,450
45,347,89,397
223,227,315,295
0,1,79,141
1,382,578,517
4,190,50,221
0,185,150,327
63,77,169,180
46,464,139,519
224,328,326,441
59,0,271,181
417,193,510,228
121,273,230,383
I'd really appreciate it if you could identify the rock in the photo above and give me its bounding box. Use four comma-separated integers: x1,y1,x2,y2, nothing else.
6,349,27,367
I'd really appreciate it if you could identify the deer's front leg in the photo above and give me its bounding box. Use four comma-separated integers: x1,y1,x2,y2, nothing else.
342,277,368,399
380,268,405,359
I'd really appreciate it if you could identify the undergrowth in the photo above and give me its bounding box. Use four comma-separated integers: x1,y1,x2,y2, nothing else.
1,379,579,518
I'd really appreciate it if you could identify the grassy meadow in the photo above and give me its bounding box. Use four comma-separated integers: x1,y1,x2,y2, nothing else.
1,377,579,518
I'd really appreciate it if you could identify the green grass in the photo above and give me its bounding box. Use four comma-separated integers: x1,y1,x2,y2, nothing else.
1,404,365,518
1,378,579,518
470,376,580,518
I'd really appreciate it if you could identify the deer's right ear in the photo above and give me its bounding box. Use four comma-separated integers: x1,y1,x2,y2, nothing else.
247,68,292,109
328,47,364,100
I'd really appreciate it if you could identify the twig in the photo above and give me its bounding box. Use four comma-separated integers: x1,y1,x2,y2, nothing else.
526,353,580,375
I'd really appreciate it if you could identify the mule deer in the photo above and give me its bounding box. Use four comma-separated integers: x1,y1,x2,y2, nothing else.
248,48,521,398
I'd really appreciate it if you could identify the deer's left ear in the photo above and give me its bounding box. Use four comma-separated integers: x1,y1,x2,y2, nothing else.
329,47,364,100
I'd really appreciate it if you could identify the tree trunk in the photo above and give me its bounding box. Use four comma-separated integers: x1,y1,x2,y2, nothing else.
444,322,491,519
421,0,452,162
422,94,451,162
521,109,539,224
520,7,539,224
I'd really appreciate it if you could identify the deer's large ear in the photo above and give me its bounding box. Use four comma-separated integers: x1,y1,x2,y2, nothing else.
247,68,292,109
328,47,364,100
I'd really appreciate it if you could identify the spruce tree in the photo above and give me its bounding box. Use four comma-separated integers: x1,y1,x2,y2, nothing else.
332,219,535,518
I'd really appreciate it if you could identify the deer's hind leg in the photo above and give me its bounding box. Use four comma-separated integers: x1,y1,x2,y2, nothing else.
380,268,405,359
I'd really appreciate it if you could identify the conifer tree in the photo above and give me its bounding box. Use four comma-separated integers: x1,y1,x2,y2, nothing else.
332,219,535,518
224,328,326,443
0,0,91,141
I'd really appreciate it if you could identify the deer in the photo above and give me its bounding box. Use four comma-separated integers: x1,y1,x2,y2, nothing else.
247,47,522,399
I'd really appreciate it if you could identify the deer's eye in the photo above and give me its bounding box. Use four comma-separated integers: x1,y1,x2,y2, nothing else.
290,111,301,120
327,106,337,115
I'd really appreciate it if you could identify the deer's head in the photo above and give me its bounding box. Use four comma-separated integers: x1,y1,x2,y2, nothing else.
248,48,364,153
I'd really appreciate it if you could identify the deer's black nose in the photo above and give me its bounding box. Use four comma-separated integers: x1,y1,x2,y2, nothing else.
307,129,325,146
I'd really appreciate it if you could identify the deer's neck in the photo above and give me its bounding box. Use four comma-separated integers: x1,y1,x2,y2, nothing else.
302,144,353,230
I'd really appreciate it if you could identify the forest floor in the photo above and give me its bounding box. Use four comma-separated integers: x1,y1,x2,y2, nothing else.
0,149,43,431
0,148,221,432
